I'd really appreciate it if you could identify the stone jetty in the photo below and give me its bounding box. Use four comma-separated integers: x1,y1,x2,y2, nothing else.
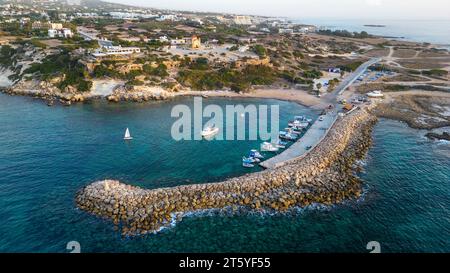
76,108,378,236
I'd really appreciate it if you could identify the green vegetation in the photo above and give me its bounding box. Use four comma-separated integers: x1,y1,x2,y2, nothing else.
177,65,275,92
280,70,313,85
303,69,323,79
318,30,372,39
0,45,17,68
327,78,340,91
143,63,169,78
252,44,267,58
93,64,120,78
229,45,239,51
292,50,304,59
422,69,448,78
126,79,145,86
338,61,364,72
385,85,409,91
189,57,209,70
23,50,92,92
30,39,47,49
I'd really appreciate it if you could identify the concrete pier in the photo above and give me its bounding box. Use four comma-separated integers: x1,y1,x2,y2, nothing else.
260,111,338,169
76,108,377,236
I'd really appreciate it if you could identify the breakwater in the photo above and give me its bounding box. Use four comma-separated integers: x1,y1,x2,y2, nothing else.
76,108,378,236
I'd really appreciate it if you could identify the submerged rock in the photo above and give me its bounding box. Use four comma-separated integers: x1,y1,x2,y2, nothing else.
426,132,450,141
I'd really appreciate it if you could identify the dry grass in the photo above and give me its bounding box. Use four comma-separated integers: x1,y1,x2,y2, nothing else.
392,49,417,58
397,58,450,69
365,48,390,57
382,74,429,82
418,50,450,58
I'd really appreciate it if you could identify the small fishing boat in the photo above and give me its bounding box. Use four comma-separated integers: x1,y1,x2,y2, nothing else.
294,116,313,123
289,120,310,129
124,128,133,140
242,157,256,168
286,127,301,134
201,126,219,138
279,131,298,141
261,142,279,152
273,139,288,149
250,150,264,159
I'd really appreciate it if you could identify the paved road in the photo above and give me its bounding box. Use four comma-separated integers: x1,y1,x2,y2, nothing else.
335,58,382,96
259,58,381,169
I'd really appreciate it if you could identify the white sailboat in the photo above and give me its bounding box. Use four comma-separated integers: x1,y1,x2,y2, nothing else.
124,128,133,140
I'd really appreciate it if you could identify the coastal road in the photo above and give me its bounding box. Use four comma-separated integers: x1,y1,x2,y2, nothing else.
335,57,382,96
260,58,381,169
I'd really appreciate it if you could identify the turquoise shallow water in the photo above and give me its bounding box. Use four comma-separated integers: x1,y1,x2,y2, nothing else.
0,93,449,253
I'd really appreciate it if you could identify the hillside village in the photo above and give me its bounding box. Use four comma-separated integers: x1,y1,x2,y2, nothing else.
0,0,448,106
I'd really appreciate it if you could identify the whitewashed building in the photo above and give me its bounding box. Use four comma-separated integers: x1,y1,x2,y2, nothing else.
48,28,73,38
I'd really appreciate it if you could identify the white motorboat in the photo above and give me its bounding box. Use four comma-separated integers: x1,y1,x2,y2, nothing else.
279,131,297,141
201,126,219,138
261,142,279,152
242,157,256,168
124,128,133,140
273,139,287,149
285,128,301,136
367,90,384,98
250,150,264,159
294,116,313,123
289,120,309,129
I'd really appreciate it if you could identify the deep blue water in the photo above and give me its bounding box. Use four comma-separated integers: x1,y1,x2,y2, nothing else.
296,19,450,47
0,93,449,253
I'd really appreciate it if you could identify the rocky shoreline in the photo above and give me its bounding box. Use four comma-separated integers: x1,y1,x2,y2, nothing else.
75,108,378,236
0,79,177,105
426,132,450,141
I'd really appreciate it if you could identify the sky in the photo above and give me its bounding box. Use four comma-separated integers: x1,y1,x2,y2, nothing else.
106,0,450,20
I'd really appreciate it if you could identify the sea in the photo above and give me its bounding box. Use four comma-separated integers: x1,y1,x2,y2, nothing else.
295,19,450,49
0,93,449,252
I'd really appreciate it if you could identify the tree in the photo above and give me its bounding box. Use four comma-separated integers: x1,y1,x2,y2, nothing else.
252,44,267,58
229,45,239,51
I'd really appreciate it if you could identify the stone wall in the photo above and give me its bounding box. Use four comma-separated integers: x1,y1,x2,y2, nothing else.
76,108,378,236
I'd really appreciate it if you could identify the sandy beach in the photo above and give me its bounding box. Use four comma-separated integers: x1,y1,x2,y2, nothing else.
178,88,324,108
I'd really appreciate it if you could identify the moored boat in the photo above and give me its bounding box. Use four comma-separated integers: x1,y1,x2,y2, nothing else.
261,142,279,152
294,116,313,123
201,126,219,138
279,131,298,141
249,149,264,159
273,139,287,149
242,157,256,168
